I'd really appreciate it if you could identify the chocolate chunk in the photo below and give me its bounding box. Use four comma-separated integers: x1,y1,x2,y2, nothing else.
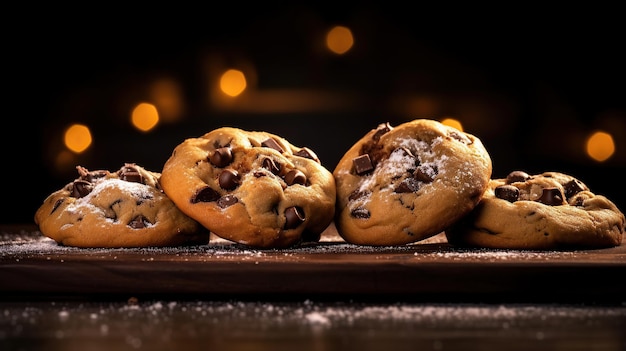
120,165,143,183
128,215,150,229
506,171,531,184
77,166,108,182
351,207,370,219
191,186,220,203
395,177,421,193
284,206,305,229
372,122,392,141
414,165,436,183
537,187,564,206
262,138,285,153
449,131,471,144
348,189,369,201
284,169,306,186
495,185,519,202
353,154,374,175
219,169,241,190
261,157,281,175
71,180,93,198
572,195,585,207
217,194,238,208
294,147,320,163
210,147,233,168
51,198,65,214
563,178,585,198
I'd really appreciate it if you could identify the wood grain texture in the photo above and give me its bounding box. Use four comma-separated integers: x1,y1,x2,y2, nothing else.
2,224,625,302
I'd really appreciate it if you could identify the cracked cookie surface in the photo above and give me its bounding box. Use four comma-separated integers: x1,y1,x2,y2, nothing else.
34,163,208,248
445,171,625,249
160,127,336,248
333,119,492,246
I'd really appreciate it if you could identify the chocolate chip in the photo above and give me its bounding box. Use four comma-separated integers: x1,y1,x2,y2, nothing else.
372,122,392,141
284,206,305,229
395,178,421,193
572,195,585,207
77,166,108,182
495,185,519,202
210,147,233,168
51,198,65,214
348,190,369,201
350,207,370,219
284,169,306,186
563,178,585,198
414,165,436,183
537,187,564,206
217,194,238,208
449,131,471,144
191,186,220,203
353,154,374,175
218,169,241,190
261,157,281,175
128,215,150,229
71,180,93,198
294,147,320,163
120,166,143,183
262,138,285,153
506,171,531,184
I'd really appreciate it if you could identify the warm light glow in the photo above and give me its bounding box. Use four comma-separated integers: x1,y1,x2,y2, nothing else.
220,69,247,97
441,118,464,132
326,26,354,55
586,130,615,162
64,124,92,154
149,79,183,123
54,149,77,173
131,102,159,132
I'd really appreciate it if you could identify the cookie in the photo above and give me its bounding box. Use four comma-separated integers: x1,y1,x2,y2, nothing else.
445,171,625,249
333,119,492,246
160,127,336,248
34,163,208,248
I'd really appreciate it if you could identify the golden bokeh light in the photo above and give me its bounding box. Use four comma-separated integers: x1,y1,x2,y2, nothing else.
326,26,354,55
441,117,464,132
220,69,247,97
131,102,160,132
54,149,77,174
586,130,615,162
149,79,183,123
64,124,92,154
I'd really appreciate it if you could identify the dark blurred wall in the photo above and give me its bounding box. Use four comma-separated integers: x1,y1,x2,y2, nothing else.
4,5,625,224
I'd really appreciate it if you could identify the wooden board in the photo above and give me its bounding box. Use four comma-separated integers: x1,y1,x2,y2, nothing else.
2,224,625,302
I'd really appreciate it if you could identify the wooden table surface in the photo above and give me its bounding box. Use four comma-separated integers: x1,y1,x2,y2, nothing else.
2,224,625,303
2,224,625,351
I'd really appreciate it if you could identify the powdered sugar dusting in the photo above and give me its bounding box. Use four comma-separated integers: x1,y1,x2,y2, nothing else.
2,299,624,336
0,229,583,263
72,179,154,209
350,137,446,210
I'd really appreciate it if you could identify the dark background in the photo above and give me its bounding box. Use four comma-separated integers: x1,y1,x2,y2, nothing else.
5,5,625,224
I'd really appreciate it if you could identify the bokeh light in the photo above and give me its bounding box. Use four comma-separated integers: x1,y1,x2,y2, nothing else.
586,130,615,162
149,79,184,123
131,103,160,132
64,124,92,154
220,69,247,97
440,118,463,132
326,26,354,55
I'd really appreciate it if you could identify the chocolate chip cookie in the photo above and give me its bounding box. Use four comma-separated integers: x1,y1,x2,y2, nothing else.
160,127,336,248
445,171,625,249
34,163,208,248
333,119,493,246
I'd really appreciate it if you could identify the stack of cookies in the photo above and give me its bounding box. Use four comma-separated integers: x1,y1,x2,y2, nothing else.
34,119,625,250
